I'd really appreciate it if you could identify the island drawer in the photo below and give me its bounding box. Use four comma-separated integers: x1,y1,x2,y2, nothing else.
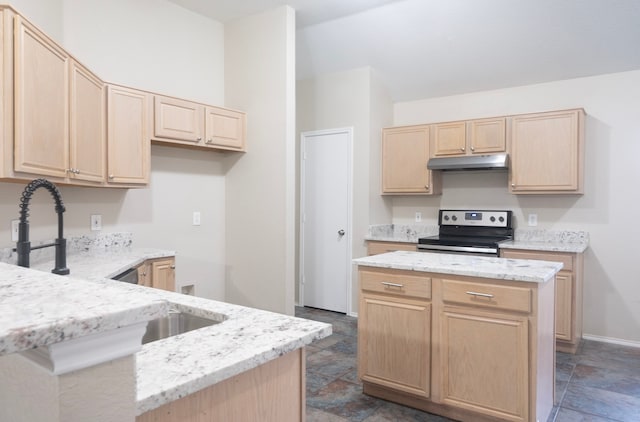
442,279,531,313
501,249,573,272
360,269,431,299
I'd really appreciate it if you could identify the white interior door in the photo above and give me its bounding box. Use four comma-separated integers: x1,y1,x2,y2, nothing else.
300,128,352,313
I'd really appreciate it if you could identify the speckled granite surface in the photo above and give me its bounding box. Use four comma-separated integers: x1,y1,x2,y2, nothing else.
1,238,332,416
0,262,168,356
365,225,589,253
354,250,562,283
501,229,590,253
365,224,438,243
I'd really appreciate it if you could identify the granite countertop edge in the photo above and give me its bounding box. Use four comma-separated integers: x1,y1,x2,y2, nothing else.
354,251,563,283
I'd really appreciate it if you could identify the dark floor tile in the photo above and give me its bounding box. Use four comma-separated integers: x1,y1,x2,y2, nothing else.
578,340,640,374
307,370,337,395
306,407,350,422
307,349,356,379
307,379,381,422
557,358,576,382
571,364,640,399
339,366,362,385
562,383,640,421
312,332,351,350
554,407,619,421
556,379,569,406
327,335,358,355
331,316,358,337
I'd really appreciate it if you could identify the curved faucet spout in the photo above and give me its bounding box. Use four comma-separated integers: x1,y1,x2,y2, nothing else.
16,179,70,275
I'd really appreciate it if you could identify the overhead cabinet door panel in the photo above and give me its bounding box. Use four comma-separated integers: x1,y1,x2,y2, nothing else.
14,16,69,178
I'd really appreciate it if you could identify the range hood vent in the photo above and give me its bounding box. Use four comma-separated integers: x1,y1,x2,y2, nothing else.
427,153,509,171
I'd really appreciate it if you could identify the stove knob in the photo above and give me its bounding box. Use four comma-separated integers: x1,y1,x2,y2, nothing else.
490,216,496,222
444,215,450,221
452,215,457,221
499,216,505,222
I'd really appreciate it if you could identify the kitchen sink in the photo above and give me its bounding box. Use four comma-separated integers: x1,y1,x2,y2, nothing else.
142,310,221,344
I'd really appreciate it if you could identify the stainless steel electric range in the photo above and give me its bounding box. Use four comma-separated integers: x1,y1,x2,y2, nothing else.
417,209,513,256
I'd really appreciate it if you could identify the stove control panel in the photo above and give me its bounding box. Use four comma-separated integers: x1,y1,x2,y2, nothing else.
439,210,512,228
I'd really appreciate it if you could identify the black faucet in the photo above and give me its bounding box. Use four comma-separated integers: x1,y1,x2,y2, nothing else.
16,179,70,275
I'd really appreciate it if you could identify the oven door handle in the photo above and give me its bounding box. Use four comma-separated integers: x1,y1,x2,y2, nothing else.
416,244,498,254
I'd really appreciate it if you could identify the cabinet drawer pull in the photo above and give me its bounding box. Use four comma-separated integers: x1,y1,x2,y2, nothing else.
381,281,404,288
466,291,494,298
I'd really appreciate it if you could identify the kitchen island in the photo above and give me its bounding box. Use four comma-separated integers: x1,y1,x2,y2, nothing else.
0,251,331,422
354,251,562,422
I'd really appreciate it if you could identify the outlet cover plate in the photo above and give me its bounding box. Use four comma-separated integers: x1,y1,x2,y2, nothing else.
11,220,19,241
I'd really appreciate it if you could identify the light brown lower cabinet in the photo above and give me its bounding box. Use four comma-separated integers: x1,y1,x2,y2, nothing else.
136,348,305,422
500,249,584,353
136,257,175,292
366,240,417,255
358,268,556,422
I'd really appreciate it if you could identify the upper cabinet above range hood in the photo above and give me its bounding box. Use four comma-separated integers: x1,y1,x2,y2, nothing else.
427,153,509,171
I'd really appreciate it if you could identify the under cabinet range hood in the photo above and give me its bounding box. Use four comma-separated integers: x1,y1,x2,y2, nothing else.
427,153,509,171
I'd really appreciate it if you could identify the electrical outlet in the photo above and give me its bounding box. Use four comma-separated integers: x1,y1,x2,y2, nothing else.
192,211,201,226
11,220,19,242
528,213,538,227
90,214,102,231
415,212,422,223
181,284,195,296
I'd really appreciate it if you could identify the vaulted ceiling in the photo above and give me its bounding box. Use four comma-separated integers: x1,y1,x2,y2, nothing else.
168,0,640,101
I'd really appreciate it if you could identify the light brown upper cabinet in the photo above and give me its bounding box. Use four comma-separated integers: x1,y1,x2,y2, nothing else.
509,109,585,194
11,15,105,185
153,95,204,145
381,125,441,195
107,84,150,185
152,95,246,152
69,60,106,184
13,15,69,179
432,118,506,157
205,105,245,150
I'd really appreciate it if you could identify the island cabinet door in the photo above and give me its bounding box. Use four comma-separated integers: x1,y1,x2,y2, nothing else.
358,293,431,398
440,306,529,422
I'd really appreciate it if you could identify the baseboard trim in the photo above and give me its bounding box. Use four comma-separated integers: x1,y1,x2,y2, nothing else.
582,334,640,349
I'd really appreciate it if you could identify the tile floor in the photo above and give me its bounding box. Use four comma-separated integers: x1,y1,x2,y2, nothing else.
295,306,640,422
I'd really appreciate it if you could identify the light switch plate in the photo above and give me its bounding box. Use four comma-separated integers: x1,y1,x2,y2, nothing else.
415,212,422,223
193,212,201,226
11,220,19,241
91,214,102,231
528,213,538,227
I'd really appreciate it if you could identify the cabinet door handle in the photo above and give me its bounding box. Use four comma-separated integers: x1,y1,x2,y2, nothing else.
109,174,114,179
511,183,515,187
460,147,465,151
466,291,494,298
381,281,404,288
470,146,475,152
197,137,202,141
206,139,213,144
425,185,429,190
170,265,176,269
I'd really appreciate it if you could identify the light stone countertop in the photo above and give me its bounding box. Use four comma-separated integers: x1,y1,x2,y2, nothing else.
354,251,563,283
1,249,332,416
365,225,589,253
0,262,168,356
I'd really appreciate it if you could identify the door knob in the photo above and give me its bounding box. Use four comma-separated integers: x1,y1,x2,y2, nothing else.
338,230,345,236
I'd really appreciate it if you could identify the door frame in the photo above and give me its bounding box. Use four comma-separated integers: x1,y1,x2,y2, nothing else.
299,127,354,315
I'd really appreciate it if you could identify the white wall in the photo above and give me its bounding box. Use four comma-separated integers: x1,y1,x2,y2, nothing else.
61,0,224,105
297,67,392,313
0,0,228,300
392,70,640,344
8,0,64,42
223,6,297,314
